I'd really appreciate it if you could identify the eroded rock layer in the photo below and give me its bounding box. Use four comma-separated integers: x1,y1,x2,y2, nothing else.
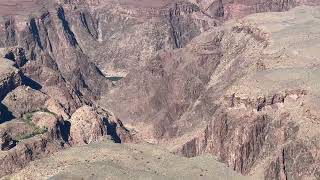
0,0,319,179
100,5,320,180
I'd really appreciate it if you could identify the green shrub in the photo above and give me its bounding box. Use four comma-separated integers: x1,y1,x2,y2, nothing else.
16,127,48,140
19,110,53,140
23,113,34,123
106,76,123,82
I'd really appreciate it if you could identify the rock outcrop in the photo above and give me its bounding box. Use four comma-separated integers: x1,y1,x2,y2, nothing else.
0,58,21,100
70,105,132,145
0,102,132,176
2,85,69,119
0,0,320,179
0,58,21,123
0,137,64,177
0,4,110,114
100,5,320,180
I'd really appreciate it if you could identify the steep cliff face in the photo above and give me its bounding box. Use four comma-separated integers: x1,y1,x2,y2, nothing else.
100,6,320,180
0,58,21,100
0,3,134,174
101,20,267,139
0,18,17,47
176,90,318,178
0,0,208,176
0,0,320,179
0,5,110,113
174,8,320,179
62,0,215,78
0,58,21,122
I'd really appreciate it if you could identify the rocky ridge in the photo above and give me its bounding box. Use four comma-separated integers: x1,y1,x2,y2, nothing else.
0,0,319,179
100,5,320,180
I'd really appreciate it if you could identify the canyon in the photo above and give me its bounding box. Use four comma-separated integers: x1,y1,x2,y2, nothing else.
0,0,320,179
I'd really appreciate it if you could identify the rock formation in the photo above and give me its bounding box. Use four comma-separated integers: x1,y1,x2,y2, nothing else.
0,58,21,100
99,4,320,180
0,103,131,176
69,105,132,145
0,0,319,179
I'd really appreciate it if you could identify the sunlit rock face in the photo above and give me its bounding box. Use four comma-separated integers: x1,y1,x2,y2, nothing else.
0,0,320,179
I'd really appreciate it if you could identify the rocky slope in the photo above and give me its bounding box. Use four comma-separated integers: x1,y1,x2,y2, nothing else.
4,140,249,180
0,99,131,177
0,58,20,100
0,0,319,179
100,5,320,180
191,0,320,19
0,1,135,175
0,58,21,122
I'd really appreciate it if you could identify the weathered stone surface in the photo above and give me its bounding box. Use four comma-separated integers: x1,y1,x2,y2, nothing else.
69,105,132,145
0,120,34,141
69,105,106,145
100,5,320,180
0,85,133,177
0,138,64,177
0,58,21,100
4,47,28,67
0,0,320,179
0,4,110,113
31,112,60,130
51,0,216,83
2,86,68,119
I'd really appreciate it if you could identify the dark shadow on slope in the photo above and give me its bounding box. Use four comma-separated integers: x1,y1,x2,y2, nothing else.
4,49,28,68
94,65,105,77
21,75,42,90
57,6,79,47
4,51,15,61
106,76,123,82
0,103,15,123
103,118,121,143
59,120,71,142
29,18,43,49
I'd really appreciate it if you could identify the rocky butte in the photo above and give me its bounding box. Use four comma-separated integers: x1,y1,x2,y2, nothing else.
0,0,319,179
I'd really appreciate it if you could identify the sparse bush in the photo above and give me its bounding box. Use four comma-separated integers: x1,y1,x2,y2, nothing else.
23,113,33,123
16,127,48,140
18,110,53,140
